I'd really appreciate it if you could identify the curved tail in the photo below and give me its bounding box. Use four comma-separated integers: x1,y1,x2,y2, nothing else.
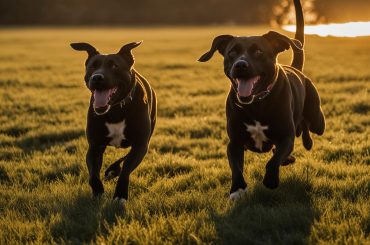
291,0,305,71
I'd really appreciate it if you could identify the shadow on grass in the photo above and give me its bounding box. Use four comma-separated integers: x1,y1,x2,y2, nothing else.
214,175,315,244
16,129,84,153
42,163,82,182
50,192,126,244
0,125,31,137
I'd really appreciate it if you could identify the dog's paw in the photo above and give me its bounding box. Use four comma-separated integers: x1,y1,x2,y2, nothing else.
104,164,121,181
263,168,279,189
229,188,247,201
281,155,296,166
113,197,127,205
104,170,118,181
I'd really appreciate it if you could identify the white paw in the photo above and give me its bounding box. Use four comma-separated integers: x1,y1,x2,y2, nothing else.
113,197,127,205
229,188,247,201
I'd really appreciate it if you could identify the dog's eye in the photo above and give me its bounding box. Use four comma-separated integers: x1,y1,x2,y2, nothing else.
111,63,118,69
255,49,263,56
228,50,237,57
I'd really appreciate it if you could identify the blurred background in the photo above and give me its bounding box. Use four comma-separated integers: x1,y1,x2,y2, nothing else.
1,0,369,26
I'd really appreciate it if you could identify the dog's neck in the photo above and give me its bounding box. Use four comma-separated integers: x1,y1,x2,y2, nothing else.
263,65,280,92
109,70,137,108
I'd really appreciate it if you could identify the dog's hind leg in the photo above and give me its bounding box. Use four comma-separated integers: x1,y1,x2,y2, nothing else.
304,79,325,135
104,156,127,181
302,121,313,150
281,155,296,166
272,148,296,166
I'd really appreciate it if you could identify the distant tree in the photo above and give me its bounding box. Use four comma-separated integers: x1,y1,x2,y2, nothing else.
271,0,321,26
0,0,368,25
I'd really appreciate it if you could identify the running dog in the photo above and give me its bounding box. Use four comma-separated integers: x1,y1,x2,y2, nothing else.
71,41,156,203
198,0,325,200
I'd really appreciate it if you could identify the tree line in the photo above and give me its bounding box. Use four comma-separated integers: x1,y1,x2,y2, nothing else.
0,0,368,25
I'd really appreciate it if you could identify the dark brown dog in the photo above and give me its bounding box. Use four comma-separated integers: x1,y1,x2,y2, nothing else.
71,42,156,203
198,0,325,200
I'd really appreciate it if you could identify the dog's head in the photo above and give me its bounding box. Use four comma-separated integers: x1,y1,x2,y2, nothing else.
71,41,142,114
199,31,302,104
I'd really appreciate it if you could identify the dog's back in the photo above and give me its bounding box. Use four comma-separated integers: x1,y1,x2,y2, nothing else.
281,64,325,150
134,70,157,134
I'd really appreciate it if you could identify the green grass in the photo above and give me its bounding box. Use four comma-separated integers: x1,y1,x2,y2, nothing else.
0,26,369,244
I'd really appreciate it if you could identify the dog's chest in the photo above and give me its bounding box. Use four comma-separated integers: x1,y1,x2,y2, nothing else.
105,120,126,148
244,120,270,151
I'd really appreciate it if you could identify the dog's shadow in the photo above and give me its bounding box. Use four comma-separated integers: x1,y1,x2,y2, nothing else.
214,175,315,244
50,192,125,243
16,129,85,153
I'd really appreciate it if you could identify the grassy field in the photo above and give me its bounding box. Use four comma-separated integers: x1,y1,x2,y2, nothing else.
0,26,369,244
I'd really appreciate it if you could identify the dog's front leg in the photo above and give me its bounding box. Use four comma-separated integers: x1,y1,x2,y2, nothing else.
263,138,294,189
113,144,148,202
227,141,247,200
86,144,106,196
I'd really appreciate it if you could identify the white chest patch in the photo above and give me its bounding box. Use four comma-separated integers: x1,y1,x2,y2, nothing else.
244,120,269,151
105,120,126,148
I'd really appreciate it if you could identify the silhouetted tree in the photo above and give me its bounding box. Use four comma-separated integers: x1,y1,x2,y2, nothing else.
271,0,320,26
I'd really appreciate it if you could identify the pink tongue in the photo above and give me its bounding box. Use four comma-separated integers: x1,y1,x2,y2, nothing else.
237,76,259,97
94,90,110,108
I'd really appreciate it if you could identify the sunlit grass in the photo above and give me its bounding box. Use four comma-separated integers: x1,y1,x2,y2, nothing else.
0,27,369,244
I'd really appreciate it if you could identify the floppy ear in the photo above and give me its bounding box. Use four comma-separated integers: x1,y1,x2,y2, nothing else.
70,42,99,59
118,41,143,67
262,31,303,55
198,35,234,62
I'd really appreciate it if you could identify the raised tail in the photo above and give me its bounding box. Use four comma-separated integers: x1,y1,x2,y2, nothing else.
291,0,305,71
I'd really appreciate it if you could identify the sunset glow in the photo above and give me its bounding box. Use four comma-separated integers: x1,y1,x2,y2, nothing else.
283,21,370,37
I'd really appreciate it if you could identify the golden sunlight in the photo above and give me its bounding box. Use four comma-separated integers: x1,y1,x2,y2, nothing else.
283,21,370,37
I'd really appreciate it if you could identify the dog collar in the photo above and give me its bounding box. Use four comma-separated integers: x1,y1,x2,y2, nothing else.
235,67,280,106
112,75,137,109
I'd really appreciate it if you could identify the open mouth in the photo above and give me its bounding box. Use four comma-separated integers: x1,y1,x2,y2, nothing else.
93,88,117,115
235,75,261,99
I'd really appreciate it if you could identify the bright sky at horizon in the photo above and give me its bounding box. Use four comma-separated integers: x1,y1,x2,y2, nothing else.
283,21,370,37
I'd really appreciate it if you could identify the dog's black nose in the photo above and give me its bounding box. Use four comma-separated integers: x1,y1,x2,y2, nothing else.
89,74,105,90
234,60,249,70
91,74,104,82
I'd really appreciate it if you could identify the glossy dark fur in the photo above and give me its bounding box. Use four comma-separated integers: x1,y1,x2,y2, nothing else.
198,0,325,197
71,42,156,201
